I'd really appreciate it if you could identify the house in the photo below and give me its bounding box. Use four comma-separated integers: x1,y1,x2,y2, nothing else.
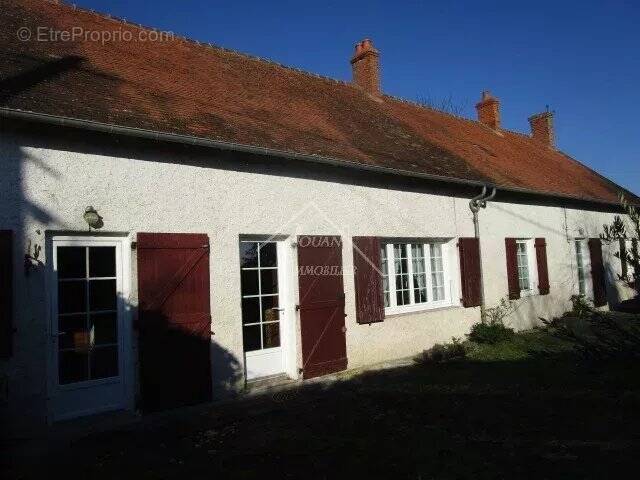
1,0,638,430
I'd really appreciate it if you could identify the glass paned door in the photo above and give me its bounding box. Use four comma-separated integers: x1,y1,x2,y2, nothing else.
239,240,286,379
56,245,119,384
240,241,281,352
50,237,129,421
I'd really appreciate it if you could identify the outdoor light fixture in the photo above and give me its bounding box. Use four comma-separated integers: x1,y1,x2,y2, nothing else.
83,206,103,230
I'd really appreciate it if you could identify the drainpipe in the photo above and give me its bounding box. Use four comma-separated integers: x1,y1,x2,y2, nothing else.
469,186,497,320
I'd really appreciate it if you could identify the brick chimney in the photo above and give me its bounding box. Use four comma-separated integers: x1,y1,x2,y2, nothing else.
475,91,501,130
528,110,554,148
350,38,380,96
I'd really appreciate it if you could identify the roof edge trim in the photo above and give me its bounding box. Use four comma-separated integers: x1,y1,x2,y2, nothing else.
0,107,625,208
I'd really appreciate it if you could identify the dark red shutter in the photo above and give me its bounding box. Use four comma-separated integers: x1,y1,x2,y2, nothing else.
534,238,550,295
588,238,607,307
352,237,384,324
137,233,212,411
297,235,347,379
458,237,482,307
0,231,13,358
505,238,520,300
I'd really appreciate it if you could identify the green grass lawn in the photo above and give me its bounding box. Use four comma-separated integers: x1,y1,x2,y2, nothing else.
8,312,640,479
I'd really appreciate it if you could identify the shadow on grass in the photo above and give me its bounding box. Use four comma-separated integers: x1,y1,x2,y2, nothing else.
8,314,640,480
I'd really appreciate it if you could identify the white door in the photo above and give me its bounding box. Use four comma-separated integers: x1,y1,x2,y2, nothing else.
239,239,289,380
49,237,131,421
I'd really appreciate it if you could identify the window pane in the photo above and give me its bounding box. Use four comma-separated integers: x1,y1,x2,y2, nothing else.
260,269,279,295
259,242,277,268
57,247,86,279
239,242,259,268
89,280,117,311
243,325,261,352
430,244,445,301
516,242,530,290
241,269,259,296
59,350,88,384
241,297,261,325
381,245,390,307
430,244,443,271
394,244,407,275
396,273,409,291
397,289,410,306
394,244,410,306
58,281,86,314
262,323,280,348
89,247,116,277
411,244,427,304
414,281,427,303
58,314,88,350
90,313,117,345
576,241,586,295
411,244,425,263
90,346,118,379
262,295,280,322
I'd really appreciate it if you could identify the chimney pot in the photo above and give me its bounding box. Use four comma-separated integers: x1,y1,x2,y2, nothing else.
475,91,501,130
528,110,555,148
350,38,380,96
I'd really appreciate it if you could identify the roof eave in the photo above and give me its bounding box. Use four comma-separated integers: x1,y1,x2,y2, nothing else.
0,106,627,209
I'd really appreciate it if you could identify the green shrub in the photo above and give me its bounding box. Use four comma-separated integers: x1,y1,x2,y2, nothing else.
417,337,466,364
468,321,515,344
467,297,516,344
568,294,594,318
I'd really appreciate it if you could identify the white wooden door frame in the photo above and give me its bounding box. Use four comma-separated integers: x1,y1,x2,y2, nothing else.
46,235,134,422
242,237,297,381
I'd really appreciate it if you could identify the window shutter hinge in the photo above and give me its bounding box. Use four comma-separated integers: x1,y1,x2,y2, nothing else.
291,241,298,248
295,304,300,311
131,241,137,250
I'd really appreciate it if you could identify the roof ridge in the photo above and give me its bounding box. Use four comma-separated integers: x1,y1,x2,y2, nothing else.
42,0,355,90
385,94,548,142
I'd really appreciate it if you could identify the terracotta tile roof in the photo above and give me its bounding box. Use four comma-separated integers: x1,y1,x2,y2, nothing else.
0,0,636,204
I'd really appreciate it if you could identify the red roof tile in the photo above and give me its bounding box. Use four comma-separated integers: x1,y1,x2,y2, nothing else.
0,0,635,204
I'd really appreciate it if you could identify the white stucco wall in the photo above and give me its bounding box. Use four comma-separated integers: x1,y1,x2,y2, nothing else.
0,131,633,429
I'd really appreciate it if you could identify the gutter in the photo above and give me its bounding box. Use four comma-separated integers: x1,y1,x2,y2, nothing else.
0,107,626,209
469,186,497,319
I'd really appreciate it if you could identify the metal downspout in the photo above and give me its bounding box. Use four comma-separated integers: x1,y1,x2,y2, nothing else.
469,186,497,319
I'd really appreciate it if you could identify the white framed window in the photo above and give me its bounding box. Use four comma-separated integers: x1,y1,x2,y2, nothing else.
574,239,592,298
380,240,454,314
515,239,538,296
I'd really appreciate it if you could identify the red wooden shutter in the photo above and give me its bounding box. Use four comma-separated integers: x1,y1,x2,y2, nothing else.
297,235,347,379
534,238,550,295
0,231,13,358
137,233,212,411
458,237,482,307
588,238,607,307
352,237,384,324
505,238,520,300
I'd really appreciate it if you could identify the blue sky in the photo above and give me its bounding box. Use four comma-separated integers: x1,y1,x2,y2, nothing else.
74,0,640,194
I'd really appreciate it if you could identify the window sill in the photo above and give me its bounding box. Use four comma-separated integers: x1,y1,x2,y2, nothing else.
384,303,462,320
